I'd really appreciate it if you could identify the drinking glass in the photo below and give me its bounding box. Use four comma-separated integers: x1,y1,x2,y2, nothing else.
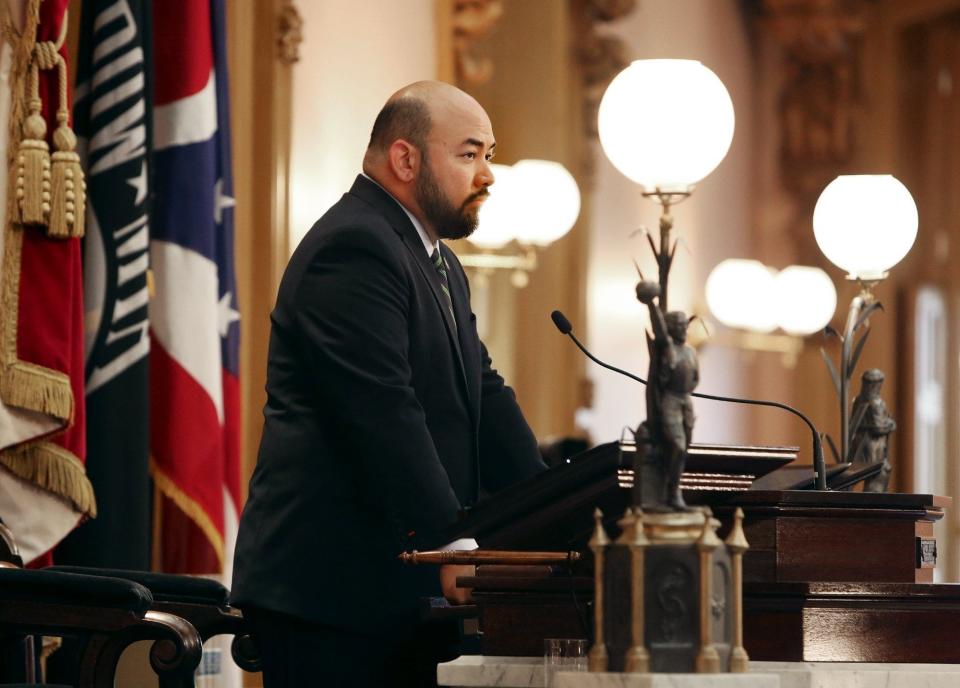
543,638,588,687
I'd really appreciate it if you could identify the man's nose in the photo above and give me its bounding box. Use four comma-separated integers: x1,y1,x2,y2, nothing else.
478,159,494,187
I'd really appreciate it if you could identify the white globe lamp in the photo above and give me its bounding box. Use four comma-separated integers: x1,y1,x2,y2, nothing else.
705,259,778,333
813,175,918,281
511,160,581,247
774,266,837,336
470,163,520,250
598,59,735,193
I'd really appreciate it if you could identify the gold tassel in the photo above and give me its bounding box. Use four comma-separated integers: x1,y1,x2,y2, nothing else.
48,123,84,238
45,14,84,239
14,101,50,226
0,441,97,518
13,13,80,235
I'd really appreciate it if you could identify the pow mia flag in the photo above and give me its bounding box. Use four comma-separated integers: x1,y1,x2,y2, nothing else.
57,0,152,569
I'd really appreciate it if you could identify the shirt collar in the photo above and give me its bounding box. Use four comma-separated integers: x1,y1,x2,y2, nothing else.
361,172,438,257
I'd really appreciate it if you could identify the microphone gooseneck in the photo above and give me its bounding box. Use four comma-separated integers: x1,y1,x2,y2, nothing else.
552,310,644,384
551,310,828,490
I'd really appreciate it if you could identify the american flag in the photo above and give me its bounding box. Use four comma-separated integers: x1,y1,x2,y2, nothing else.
149,0,241,577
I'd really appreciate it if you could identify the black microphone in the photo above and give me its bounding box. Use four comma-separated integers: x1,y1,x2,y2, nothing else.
551,310,828,490
550,310,573,335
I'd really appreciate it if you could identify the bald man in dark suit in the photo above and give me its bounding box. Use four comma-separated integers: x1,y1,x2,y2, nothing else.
232,81,546,687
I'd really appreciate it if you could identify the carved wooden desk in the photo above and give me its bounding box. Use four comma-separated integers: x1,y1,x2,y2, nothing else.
446,444,955,663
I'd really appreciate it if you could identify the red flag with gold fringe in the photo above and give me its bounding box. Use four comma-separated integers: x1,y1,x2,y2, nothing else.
0,0,95,564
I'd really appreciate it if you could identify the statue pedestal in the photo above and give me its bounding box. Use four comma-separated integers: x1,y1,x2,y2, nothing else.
597,510,739,673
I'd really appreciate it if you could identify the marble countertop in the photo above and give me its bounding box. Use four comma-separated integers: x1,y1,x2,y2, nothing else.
753,661,960,688
550,673,778,688
437,655,544,687
437,656,960,688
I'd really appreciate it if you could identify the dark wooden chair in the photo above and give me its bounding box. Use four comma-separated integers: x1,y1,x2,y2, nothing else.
48,566,260,673
0,567,201,687
0,518,259,678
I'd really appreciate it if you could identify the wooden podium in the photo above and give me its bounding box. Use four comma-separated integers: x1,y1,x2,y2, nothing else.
446,442,956,662
729,490,946,584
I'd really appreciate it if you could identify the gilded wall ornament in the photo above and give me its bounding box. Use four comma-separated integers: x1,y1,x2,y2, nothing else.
574,0,636,139
452,0,503,85
277,3,303,65
761,0,870,199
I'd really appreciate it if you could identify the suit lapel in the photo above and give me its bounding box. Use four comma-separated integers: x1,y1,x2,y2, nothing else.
348,176,469,393
444,247,481,425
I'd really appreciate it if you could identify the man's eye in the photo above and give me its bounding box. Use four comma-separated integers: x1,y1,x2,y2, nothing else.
463,152,476,160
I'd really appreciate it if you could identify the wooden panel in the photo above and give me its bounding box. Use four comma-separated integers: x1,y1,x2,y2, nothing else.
894,7,960,580
803,607,958,661
476,593,587,657
733,491,947,583
776,517,918,582
227,5,295,687
227,0,293,502
741,610,804,662
745,582,960,662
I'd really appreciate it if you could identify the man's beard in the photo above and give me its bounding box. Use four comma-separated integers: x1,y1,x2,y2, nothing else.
414,160,487,240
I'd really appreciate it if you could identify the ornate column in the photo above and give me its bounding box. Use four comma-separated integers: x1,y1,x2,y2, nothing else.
227,0,301,492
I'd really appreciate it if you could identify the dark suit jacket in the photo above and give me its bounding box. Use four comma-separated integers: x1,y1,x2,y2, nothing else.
231,175,546,631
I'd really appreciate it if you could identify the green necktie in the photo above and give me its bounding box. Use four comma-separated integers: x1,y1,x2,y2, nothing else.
431,247,457,326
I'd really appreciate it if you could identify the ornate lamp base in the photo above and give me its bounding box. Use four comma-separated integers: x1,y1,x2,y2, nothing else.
590,508,749,674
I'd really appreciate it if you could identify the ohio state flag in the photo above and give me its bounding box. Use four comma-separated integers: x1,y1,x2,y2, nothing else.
149,0,241,575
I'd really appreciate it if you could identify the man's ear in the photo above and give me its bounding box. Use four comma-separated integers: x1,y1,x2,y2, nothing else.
388,139,419,183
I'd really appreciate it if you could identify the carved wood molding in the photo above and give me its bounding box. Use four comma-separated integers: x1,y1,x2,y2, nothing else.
452,0,504,85
574,0,636,140
277,2,303,65
760,0,871,201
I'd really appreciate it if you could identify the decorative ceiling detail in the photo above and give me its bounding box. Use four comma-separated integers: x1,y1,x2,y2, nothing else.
277,2,304,65
452,0,504,85
761,0,871,200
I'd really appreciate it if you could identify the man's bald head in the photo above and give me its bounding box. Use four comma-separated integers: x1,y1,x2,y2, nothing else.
367,95,431,155
366,81,486,157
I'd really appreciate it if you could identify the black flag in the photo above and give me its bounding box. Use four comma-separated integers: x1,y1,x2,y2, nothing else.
57,0,152,569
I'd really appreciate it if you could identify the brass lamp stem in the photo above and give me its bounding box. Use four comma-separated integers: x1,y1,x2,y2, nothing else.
839,284,878,464
639,186,692,314
658,204,672,312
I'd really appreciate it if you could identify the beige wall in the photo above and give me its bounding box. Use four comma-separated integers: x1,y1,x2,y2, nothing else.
453,1,585,440
289,1,437,248
585,0,755,445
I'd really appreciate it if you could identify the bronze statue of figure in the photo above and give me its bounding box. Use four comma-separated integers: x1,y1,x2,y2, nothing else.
636,281,699,510
850,368,896,493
